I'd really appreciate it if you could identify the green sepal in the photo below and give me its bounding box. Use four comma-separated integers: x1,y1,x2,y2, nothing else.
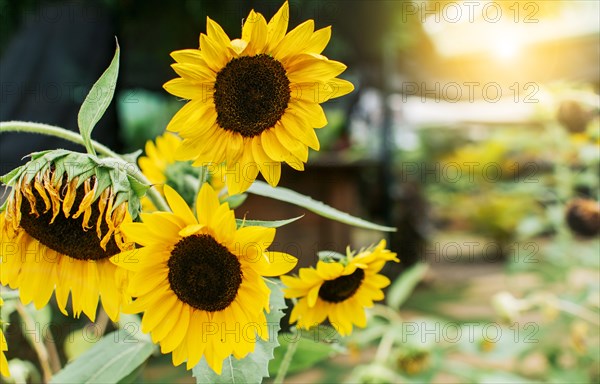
317,250,346,263
0,166,24,185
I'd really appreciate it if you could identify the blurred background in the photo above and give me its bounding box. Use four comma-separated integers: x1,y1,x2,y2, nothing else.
1,0,598,383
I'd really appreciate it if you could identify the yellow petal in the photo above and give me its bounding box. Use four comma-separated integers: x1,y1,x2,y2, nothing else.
316,261,344,280
280,113,320,150
287,57,347,83
164,185,197,225
199,34,229,72
196,183,221,225
206,17,232,49
247,251,297,277
252,138,281,186
272,20,314,61
171,49,204,65
242,11,268,55
290,100,327,128
305,26,331,54
266,1,289,50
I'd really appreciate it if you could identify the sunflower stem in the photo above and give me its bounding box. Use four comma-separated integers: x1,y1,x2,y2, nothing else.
274,325,300,384
0,121,170,212
15,302,56,382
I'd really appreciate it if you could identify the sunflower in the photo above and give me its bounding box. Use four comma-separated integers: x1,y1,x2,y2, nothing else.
0,298,9,377
110,183,297,373
163,1,354,194
0,152,140,321
138,132,227,210
282,240,398,336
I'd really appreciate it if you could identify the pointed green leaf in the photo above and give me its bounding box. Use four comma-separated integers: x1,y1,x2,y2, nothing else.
50,329,154,384
222,193,247,209
192,279,286,383
247,181,396,232
386,263,429,309
236,215,304,229
78,40,120,156
121,149,143,164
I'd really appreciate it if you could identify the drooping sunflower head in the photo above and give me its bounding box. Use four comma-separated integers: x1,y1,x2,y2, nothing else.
282,240,398,336
164,1,354,194
0,150,147,321
0,298,8,378
111,183,297,373
138,132,228,210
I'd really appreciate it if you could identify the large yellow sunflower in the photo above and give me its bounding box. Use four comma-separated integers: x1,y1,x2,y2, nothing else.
282,240,398,336
163,1,354,194
1,160,134,321
111,183,297,373
0,298,9,377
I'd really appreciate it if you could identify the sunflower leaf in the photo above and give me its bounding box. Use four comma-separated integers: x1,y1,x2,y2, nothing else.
236,215,304,229
50,329,154,384
192,279,286,384
247,181,396,232
77,40,120,156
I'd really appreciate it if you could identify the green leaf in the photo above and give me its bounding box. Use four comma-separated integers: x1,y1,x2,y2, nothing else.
268,333,337,376
236,215,304,229
192,279,286,384
386,263,428,309
77,40,120,156
222,193,247,209
50,329,154,384
247,181,396,232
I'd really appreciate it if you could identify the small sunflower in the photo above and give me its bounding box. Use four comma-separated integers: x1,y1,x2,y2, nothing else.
282,240,398,336
0,151,143,321
138,132,226,210
0,298,9,377
163,1,354,194
111,183,297,373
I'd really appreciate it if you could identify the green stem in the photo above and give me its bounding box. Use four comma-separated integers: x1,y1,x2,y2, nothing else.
0,121,170,212
273,326,300,384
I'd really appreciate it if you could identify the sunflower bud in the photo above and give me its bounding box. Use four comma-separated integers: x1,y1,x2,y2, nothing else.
0,150,148,321
565,198,600,237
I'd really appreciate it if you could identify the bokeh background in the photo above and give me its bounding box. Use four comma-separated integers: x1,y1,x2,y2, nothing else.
1,0,598,383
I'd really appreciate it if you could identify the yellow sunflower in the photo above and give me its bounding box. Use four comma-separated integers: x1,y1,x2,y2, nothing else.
282,240,398,336
0,157,135,321
138,132,227,211
0,298,8,377
163,1,354,194
111,183,297,373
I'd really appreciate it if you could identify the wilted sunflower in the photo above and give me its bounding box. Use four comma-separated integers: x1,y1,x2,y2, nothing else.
163,1,354,194
0,150,145,321
138,132,227,210
111,183,297,373
0,298,8,377
282,240,398,336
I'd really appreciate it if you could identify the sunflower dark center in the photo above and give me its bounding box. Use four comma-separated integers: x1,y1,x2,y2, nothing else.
167,234,242,312
318,268,365,303
213,54,290,138
19,177,120,261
